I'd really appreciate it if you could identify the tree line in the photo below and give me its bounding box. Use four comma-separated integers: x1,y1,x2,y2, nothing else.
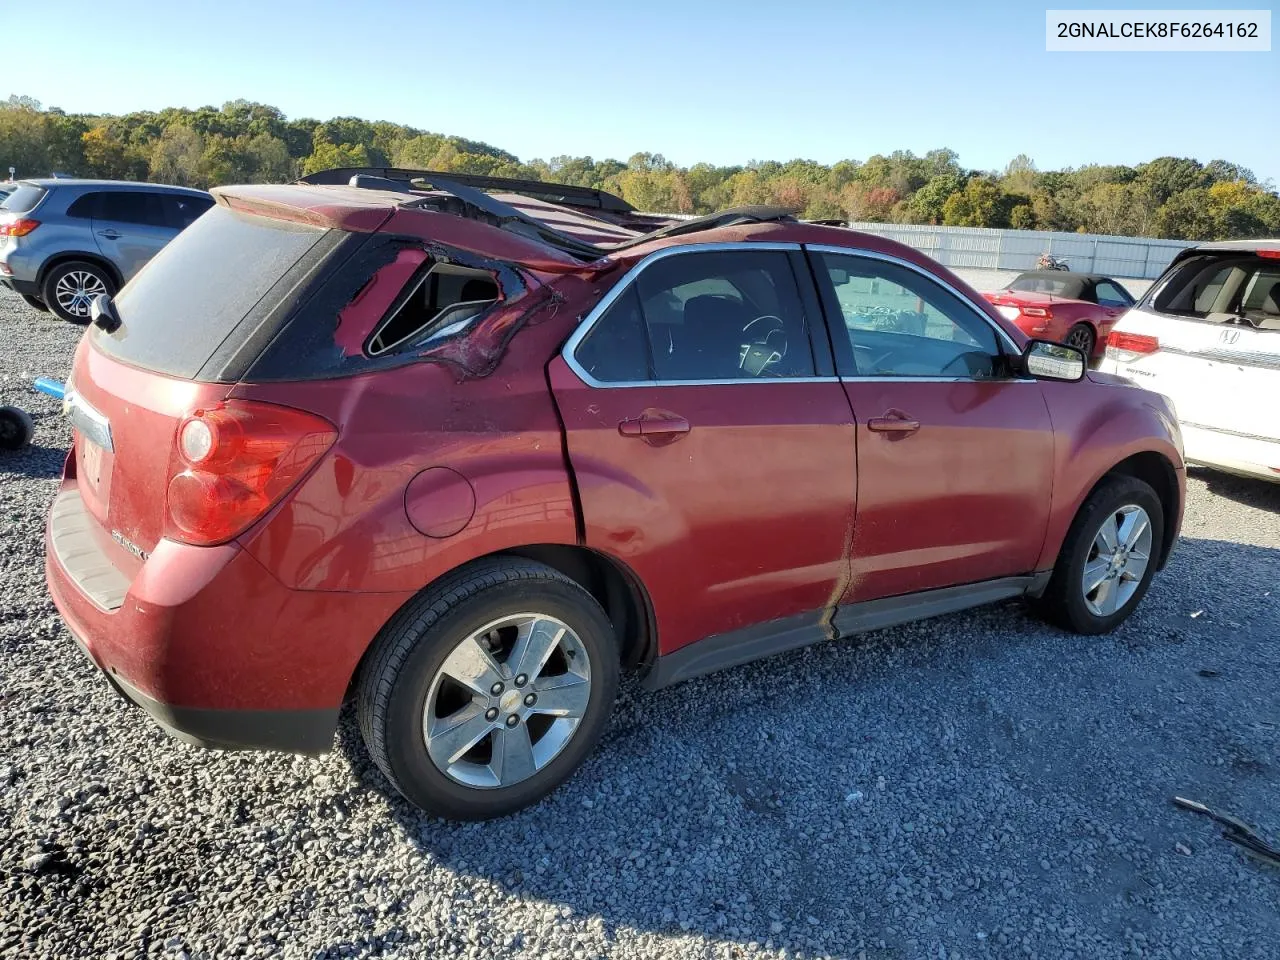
3,95,1277,242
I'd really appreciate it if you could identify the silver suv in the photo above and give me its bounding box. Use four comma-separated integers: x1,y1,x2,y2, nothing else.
0,179,213,322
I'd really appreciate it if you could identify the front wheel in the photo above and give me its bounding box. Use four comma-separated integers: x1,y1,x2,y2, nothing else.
1036,475,1163,634
41,260,115,324
357,558,619,820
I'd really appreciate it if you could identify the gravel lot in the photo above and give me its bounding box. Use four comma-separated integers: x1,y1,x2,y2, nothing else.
2,287,1277,960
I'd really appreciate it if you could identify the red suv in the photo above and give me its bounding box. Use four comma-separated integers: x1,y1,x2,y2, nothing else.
45,170,1185,820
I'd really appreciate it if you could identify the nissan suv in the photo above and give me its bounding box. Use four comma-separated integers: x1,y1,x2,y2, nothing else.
45,169,1185,820
0,178,213,322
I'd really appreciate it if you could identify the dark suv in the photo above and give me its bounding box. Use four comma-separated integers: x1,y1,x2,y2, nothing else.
46,169,1184,820
0,179,213,321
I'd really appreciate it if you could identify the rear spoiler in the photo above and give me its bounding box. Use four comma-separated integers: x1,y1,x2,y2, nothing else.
297,167,636,214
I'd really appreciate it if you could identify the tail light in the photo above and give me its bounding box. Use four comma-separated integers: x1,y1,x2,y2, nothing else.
165,400,337,546
1106,331,1160,363
0,218,40,238
1016,305,1052,333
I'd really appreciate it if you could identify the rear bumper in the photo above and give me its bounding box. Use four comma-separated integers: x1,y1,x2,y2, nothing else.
62,618,337,751
1182,424,1280,483
1,277,41,297
45,481,409,753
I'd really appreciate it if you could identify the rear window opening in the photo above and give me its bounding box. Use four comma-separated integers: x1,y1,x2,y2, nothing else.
1151,255,1280,331
366,262,500,356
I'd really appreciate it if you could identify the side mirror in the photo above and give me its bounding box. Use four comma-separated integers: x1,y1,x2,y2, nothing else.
1022,339,1085,382
89,293,121,333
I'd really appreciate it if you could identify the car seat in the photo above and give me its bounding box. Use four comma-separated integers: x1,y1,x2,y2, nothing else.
660,294,750,380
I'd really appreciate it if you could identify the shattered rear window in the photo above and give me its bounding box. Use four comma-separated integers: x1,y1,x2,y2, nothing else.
367,262,501,356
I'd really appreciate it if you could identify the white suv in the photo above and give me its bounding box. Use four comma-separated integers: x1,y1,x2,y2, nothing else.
1100,240,1280,482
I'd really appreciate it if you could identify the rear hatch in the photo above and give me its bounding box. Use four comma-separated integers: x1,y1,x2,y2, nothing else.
69,201,354,555
1105,246,1280,444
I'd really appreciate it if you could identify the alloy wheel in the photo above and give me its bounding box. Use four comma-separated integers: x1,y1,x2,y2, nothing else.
1066,326,1094,353
53,270,108,318
1081,504,1152,616
423,613,592,789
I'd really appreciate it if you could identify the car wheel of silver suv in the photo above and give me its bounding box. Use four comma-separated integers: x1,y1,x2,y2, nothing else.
41,260,116,324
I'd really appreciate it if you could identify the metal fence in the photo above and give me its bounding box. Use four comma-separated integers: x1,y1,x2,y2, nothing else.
840,222,1193,280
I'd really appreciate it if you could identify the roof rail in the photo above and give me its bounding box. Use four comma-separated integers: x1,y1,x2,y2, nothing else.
297,167,635,214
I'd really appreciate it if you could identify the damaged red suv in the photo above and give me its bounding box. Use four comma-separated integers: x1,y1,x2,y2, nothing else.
46,169,1185,819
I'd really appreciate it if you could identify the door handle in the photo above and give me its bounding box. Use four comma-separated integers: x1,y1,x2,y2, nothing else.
867,413,921,435
619,414,691,440
96,230,121,240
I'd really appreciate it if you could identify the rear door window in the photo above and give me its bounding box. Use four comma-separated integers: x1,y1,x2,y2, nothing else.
89,205,333,378
574,250,817,383
96,191,167,227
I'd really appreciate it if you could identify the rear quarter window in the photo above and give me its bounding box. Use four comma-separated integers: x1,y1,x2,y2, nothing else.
90,205,333,379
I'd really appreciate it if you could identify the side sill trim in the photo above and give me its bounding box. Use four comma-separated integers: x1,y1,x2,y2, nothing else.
642,572,1052,691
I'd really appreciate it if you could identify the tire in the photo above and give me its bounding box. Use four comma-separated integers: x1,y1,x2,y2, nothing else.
1036,474,1163,635
357,558,620,820
40,260,115,324
20,294,48,313
0,406,35,451
1065,323,1095,359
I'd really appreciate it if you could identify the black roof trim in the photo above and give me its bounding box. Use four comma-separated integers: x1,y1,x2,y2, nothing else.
297,167,635,213
609,206,797,251
307,170,798,263
406,173,606,261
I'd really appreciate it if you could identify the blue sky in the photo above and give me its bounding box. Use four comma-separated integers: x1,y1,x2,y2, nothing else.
12,0,1280,184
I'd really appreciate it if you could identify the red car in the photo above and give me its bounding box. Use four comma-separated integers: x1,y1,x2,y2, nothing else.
982,271,1136,362
45,170,1185,820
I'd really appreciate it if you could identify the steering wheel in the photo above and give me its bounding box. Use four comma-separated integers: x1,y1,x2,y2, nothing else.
739,314,788,375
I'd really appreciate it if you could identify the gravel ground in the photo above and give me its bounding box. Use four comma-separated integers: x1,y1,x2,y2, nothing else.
2,287,1277,960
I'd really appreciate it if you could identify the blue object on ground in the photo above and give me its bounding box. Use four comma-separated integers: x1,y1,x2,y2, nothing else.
33,377,65,400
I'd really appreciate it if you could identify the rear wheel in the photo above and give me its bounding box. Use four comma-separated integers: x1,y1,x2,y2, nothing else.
1036,475,1163,634
41,260,115,324
20,294,48,313
1065,323,1095,358
357,558,619,820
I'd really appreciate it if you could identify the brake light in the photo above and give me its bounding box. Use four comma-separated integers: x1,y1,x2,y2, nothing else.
1021,307,1052,318
1106,331,1160,363
164,400,336,546
1258,250,1280,260
0,218,40,237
